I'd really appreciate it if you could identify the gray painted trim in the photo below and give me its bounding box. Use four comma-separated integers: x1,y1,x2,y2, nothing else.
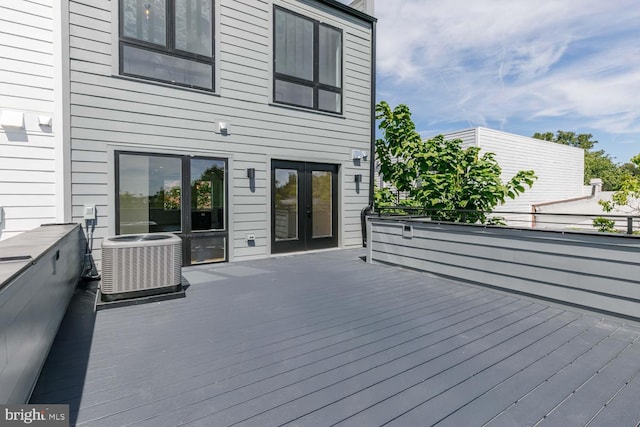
104,144,236,262
369,218,640,320
367,19,376,210
109,0,223,95
53,0,71,222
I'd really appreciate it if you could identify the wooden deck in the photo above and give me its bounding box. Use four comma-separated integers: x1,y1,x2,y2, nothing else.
31,249,640,426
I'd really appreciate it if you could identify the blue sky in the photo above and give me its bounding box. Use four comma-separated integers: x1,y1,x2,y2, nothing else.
347,0,640,164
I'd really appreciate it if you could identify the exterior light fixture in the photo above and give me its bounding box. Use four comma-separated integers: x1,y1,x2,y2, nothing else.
0,110,25,129
38,115,52,127
217,122,229,135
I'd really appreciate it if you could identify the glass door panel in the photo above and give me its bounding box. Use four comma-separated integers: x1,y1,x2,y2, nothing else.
190,235,225,264
190,158,225,231
271,161,338,254
118,154,182,234
117,152,227,266
189,158,226,265
274,168,299,241
312,171,332,238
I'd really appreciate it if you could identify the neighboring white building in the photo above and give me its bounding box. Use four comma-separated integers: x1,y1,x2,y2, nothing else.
443,127,585,212
0,0,376,268
0,1,68,241
532,180,640,232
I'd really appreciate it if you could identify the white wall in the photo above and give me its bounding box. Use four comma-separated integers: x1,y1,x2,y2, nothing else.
0,1,63,241
447,127,585,213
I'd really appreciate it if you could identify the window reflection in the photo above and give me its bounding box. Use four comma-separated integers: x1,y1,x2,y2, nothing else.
191,236,225,264
120,0,214,90
274,169,298,241
175,0,213,57
273,7,342,113
191,158,225,231
118,154,182,234
274,9,314,80
319,25,341,87
123,0,167,46
312,171,332,238
122,45,213,89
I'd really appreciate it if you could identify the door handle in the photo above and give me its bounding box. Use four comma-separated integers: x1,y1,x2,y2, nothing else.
306,206,311,217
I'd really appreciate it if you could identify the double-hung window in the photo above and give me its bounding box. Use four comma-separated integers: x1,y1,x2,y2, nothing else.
273,7,343,114
119,0,214,90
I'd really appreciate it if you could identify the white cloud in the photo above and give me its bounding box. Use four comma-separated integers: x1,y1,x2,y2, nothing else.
374,0,640,138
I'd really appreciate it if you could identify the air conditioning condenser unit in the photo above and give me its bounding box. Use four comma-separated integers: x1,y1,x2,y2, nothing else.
101,233,182,301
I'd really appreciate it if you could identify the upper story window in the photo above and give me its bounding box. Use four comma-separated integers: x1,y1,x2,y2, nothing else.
119,0,214,90
273,7,343,114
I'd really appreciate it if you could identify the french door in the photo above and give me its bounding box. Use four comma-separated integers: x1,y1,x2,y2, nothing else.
116,152,227,266
271,160,339,253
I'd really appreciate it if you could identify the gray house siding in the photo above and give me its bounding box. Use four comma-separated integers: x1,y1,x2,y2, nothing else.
67,0,373,265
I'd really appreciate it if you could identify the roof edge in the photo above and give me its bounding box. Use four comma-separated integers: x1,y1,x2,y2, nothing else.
317,0,377,22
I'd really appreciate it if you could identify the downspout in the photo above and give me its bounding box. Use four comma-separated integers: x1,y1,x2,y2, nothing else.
361,18,376,246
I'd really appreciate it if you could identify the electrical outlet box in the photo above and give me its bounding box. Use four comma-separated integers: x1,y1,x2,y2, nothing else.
84,205,96,220
246,233,256,241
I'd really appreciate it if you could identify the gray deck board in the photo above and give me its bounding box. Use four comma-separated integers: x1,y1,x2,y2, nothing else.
320,309,575,427
432,320,617,427
486,328,638,427
30,249,640,427
145,298,530,427
538,340,640,426
379,314,599,426
586,365,640,427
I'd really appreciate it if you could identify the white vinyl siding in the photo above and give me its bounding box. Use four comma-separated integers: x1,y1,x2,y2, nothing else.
446,127,585,213
0,1,59,240
68,0,373,264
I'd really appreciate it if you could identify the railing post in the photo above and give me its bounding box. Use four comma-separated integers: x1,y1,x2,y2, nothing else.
361,205,372,247
628,217,633,235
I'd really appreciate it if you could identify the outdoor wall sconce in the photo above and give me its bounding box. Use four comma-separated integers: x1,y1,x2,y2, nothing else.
217,121,229,135
352,149,364,160
0,110,25,129
38,115,52,127
247,168,256,193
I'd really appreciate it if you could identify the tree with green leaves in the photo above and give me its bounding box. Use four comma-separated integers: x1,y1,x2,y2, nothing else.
599,154,640,214
619,159,640,178
592,154,640,234
376,101,536,223
532,130,596,150
532,130,625,190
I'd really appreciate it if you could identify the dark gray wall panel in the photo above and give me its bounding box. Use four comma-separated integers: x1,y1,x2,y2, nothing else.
369,219,640,319
0,224,84,403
